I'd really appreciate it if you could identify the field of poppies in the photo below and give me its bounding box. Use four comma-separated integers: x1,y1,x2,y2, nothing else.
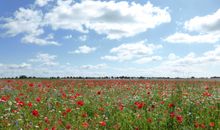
0,79,219,130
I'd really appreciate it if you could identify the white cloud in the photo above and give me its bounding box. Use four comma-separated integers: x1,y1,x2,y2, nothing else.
69,45,96,54
1,0,170,45
184,9,220,33
168,53,179,60
1,8,43,36
29,53,58,66
134,56,162,64
165,9,220,44
21,34,60,46
1,8,58,46
151,46,220,76
101,40,162,62
80,63,107,69
64,34,73,39
44,0,171,39
0,63,31,70
79,35,87,41
164,32,220,44
35,0,53,7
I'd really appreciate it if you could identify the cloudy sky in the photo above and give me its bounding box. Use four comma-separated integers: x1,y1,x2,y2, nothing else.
0,0,220,77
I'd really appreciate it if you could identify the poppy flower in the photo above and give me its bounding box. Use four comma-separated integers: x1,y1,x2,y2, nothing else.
170,112,175,118
65,108,72,113
0,96,9,102
147,118,152,123
203,92,212,97
82,122,89,128
17,101,25,106
134,102,144,109
36,97,41,102
200,123,206,128
209,122,215,127
176,115,183,123
168,103,175,108
99,121,106,126
82,113,88,118
65,124,71,129
77,100,84,106
97,91,101,95
29,83,34,87
32,109,39,117
27,102,32,107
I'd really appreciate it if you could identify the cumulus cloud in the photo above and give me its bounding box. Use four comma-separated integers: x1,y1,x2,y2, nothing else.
1,0,170,45
184,9,220,33
21,34,59,46
134,56,162,64
35,0,53,7
64,34,73,39
1,8,58,45
69,45,96,54
101,40,162,62
152,46,220,76
80,63,107,69
165,9,220,44
0,63,31,70
29,53,58,66
1,8,43,36
79,35,87,41
164,32,220,44
44,0,171,39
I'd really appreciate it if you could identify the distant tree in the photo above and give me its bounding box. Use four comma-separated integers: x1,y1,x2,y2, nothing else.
19,75,27,79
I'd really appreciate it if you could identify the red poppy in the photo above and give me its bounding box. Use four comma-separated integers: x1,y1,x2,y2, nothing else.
200,123,206,128
194,122,199,128
176,115,183,123
170,112,175,118
82,113,88,118
65,124,71,129
17,101,25,106
44,117,49,124
27,102,32,107
168,103,175,108
203,92,212,97
82,122,89,128
147,118,152,123
209,122,215,127
97,91,101,95
65,108,72,113
77,100,84,106
134,102,144,109
99,121,106,126
29,83,34,87
32,109,39,117
0,96,9,102
36,97,41,102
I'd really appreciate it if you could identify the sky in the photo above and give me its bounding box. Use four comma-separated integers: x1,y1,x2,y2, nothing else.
0,0,220,78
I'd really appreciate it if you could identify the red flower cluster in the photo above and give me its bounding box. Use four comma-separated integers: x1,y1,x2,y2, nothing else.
134,101,144,109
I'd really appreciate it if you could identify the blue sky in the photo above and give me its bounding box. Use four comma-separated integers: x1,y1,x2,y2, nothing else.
0,0,220,77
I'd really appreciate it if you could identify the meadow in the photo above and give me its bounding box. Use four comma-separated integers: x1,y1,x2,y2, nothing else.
0,79,219,130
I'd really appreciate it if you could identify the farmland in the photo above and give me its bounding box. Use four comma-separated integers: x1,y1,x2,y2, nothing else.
0,79,219,130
